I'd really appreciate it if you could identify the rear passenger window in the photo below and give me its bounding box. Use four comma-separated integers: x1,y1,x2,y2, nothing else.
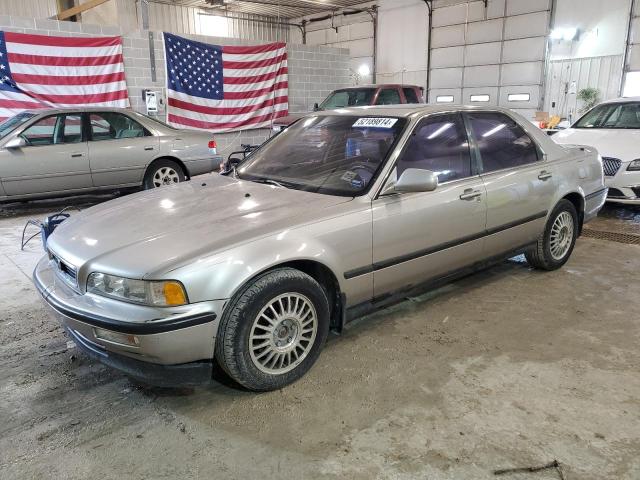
89,112,148,141
403,88,420,104
466,112,539,173
396,113,472,183
376,89,401,105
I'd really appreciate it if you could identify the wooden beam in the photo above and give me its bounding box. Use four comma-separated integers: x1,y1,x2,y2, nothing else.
56,0,111,21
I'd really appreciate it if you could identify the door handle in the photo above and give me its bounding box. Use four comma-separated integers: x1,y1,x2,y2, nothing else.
70,153,84,158
538,170,553,181
459,189,482,201
144,146,155,151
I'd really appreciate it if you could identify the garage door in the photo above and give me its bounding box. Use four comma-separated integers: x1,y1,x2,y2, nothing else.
429,0,551,120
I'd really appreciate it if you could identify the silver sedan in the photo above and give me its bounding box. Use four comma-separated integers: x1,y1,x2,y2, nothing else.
0,107,221,201
33,105,607,391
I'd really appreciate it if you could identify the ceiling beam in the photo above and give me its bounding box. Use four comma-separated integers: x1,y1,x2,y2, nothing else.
224,0,345,11
56,0,111,21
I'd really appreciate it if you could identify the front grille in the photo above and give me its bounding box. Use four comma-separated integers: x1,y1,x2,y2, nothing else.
602,157,622,177
49,251,78,288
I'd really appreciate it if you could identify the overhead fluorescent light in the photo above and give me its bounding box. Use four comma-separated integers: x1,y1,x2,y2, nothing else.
436,95,454,103
550,27,578,41
508,93,530,102
358,64,371,76
470,94,490,102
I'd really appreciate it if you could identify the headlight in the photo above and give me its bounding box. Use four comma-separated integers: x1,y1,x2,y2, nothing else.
628,159,640,171
86,273,188,306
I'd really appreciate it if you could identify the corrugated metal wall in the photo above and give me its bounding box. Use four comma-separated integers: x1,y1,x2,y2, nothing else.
545,55,624,121
0,0,57,17
147,1,290,42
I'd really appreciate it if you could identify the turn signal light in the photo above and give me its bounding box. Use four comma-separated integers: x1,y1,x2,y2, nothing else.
163,281,188,306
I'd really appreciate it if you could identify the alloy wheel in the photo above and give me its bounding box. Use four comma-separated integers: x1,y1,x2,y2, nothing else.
152,167,180,187
550,211,574,260
248,293,318,375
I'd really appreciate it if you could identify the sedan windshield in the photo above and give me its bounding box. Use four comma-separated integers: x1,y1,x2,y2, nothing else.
319,89,376,110
574,102,640,129
0,112,36,139
237,115,406,196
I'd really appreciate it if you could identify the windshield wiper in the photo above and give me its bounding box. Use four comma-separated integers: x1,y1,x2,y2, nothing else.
250,177,290,189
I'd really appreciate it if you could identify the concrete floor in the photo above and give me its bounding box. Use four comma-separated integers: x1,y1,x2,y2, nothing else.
1,192,639,480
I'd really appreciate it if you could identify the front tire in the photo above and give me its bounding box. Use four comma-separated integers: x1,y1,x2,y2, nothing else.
215,268,330,391
525,199,578,270
143,159,185,189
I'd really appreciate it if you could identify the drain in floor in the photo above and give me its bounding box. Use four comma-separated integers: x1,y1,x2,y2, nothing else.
582,228,640,245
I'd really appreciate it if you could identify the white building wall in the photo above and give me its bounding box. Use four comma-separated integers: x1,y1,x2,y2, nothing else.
0,0,57,18
377,0,429,89
290,1,376,85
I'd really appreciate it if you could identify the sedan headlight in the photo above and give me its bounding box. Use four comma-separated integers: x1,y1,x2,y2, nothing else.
87,273,188,306
628,159,640,171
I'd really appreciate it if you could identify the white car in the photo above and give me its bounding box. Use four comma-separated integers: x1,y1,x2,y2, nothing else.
553,97,640,204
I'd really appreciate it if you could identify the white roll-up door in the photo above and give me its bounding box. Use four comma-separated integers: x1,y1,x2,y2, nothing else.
429,0,551,120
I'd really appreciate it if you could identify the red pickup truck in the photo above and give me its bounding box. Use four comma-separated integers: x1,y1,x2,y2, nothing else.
273,83,424,130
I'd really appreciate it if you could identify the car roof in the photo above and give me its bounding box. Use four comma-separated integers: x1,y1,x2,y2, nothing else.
600,97,640,104
313,104,517,118
334,84,423,90
22,107,136,115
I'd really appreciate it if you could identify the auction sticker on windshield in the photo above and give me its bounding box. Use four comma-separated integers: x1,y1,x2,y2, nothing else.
353,118,398,129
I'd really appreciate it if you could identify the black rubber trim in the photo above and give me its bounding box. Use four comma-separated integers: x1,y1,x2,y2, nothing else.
65,326,212,387
344,241,537,323
343,265,375,280
34,273,216,334
343,211,547,279
585,188,607,201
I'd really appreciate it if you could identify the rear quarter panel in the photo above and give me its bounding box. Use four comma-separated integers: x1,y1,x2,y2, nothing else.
550,145,605,220
157,131,221,177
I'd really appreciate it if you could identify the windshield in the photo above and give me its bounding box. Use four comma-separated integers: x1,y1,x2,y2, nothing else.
0,112,36,139
574,102,640,129
319,89,376,110
237,115,406,196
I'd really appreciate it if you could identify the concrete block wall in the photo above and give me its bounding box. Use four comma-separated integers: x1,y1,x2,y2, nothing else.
0,15,351,156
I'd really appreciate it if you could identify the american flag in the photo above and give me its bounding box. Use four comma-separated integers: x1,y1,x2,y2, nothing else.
0,31,129,122
164,32,288,133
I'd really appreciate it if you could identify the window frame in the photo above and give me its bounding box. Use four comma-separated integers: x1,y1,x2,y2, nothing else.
374,112,478,199
375,88,402,106
402,87,420,104
86,111,151,142
462,110,543,175
18,112,86,147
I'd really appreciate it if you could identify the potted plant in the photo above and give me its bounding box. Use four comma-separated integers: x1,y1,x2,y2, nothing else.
577,87,600,112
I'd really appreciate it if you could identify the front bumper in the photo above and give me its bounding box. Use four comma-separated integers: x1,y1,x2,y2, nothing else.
604,168,640,204
34,255,226,386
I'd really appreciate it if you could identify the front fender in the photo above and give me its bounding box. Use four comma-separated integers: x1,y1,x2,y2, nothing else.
165,207,373,304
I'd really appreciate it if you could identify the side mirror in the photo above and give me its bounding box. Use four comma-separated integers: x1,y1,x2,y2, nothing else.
5,136,26,149
313,103,320,111
382,168,438,195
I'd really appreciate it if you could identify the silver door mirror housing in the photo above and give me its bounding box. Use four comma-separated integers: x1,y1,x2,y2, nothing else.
387,168,438,194
5,136,26,149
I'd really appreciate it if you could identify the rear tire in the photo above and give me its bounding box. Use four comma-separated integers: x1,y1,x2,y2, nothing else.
525,199,578,271
143,159,185,189
215,268,330,391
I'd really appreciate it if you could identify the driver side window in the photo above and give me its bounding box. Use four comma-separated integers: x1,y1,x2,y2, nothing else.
21,114,84,146
396,113,472,183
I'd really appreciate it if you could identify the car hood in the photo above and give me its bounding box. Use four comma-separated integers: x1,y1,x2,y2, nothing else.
552,128,640,162
47,175,352,278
